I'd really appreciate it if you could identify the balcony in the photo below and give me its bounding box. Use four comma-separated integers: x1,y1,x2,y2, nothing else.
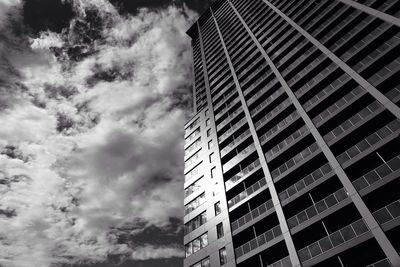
372,199,400,227
287,188,349,229
258,111,300,144
225,159,261,190
237,56,265,79
323,100,381,144
250,87,285,115
221,129,251,157
223,143,256,173
271,143,320,180
219,117,247,143
247,79,280,106
231,199,274,232
243,71,273,96
366,259,392,267
312,87,369,126
279,163,332,202
214,97,241,121
297,219,370,263
302,74,353,111
235,225,282,259
353,154,400,192
254,98,292,130
267,256,292,267
228,177,267,209
336,120,400,166
216,107,243,131
265,125,309,161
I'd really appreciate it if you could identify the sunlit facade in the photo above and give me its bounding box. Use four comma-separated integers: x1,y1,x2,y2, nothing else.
183,1,400,266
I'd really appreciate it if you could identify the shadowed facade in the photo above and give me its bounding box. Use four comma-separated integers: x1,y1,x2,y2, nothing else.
183,1,400,266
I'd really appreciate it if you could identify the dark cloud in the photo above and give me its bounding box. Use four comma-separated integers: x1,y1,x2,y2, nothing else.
22,0,75,34
109,0,212,14
86,64,133,88
1,145,30,162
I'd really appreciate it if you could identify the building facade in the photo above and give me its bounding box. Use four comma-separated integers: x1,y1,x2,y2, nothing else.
183,1,400,266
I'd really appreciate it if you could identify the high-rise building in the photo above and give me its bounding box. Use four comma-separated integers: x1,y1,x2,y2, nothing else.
183,1,400,267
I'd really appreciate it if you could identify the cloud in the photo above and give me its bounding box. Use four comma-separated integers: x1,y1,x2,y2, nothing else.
0,0,196,266
131,245,184,260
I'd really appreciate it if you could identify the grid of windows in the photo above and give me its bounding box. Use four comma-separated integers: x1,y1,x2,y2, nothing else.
185,211,207,235
184,1,400,267
190,257,210,267
184,177,203,198
185,192,205,215
185,233,208,258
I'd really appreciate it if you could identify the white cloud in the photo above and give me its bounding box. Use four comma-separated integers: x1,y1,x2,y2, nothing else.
0,1,196,266
131,245,184,261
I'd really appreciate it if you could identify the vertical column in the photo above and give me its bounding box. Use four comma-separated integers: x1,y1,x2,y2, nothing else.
337,0,400,27
229,1,400,266
260,0,400,121
196,19,237,267
210,7,302,267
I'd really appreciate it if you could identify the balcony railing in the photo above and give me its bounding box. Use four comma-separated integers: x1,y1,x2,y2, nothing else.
225,159,261,190
243,71,272,96
259,111,299,144
312,86,366,125
298,219,370,263
231,199,274,232
216,107,243,131
218,117,247,142
287,188,348,229
265,125,309,160
235,225,282,258
228,178,267,208
302,74,354,111
372,199,400,226
323,100,381,143
266,256,292,267
353,154,400,192
215,97,241,121
336,120,400,165
287,54,326,86
254,98,292,129
223,143,256,172
271,143,320,179
294,63,337,97
365,259,392,267
250,87,285,116
247,79,279,105
279,163,332,201
221,129,251,157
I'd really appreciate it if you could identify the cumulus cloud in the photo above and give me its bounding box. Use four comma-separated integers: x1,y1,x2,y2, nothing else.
0,0,196,266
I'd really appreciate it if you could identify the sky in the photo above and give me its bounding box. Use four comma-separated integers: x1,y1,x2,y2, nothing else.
0,0,210,266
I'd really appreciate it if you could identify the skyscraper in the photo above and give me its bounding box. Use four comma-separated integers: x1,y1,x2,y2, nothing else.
183,1,400,266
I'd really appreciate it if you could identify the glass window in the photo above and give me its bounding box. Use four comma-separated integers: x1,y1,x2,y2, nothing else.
209,152,215,163
191,257,210,267
211,167,216,178
200,233,208,248
207,128,211,137
185,233,208,258
185,242,192,257
185,211,207,235
217,223,224,239
206,119,210,126
205,109,209,117
219,247,227,265
208,140,213,149
193,239,201,253
184,176,203,198
215,201,221,215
